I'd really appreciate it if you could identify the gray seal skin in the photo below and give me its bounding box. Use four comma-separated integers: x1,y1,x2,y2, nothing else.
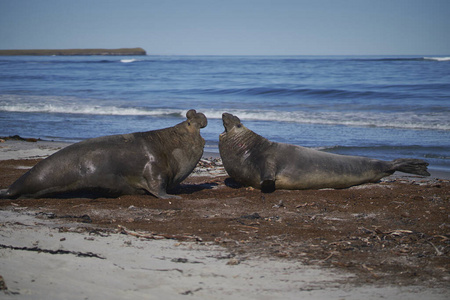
219,113,430,192
2,109,207,199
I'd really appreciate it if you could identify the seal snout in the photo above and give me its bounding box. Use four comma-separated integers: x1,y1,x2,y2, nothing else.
198,113,207,128
221,112,241,132
186,109,207,128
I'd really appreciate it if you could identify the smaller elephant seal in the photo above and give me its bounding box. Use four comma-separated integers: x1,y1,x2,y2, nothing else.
1,109,207,199
219,113,430,192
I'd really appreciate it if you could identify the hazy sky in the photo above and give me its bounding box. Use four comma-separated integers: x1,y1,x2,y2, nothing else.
1,0,449,55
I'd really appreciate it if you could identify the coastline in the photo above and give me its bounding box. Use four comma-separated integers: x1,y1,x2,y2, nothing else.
1,139,449,299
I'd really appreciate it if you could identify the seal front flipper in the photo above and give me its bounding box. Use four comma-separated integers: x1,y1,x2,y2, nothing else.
260,161,277,193
0,189,9,199
155,190,181,199
142,184,181,199
260,179,276,193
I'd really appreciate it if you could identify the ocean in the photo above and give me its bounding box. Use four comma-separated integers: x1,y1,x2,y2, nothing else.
0,55,449,173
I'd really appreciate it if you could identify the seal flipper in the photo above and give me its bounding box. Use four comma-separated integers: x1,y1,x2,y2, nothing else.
156,192,181,199
0,189,9,199
260,159,277,193
144,184,181,199
391,159,430,176
144,177,181,199
260,179,276,193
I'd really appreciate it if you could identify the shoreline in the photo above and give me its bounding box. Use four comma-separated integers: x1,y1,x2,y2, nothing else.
1,139,449,298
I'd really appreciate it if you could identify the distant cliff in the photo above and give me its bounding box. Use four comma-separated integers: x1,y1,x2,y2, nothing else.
0,47,147,56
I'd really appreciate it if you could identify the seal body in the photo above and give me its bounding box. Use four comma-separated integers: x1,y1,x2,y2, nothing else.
3,109,207,199
219,113,429,192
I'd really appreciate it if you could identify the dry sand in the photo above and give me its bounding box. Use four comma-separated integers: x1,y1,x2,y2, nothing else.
0,139,449,299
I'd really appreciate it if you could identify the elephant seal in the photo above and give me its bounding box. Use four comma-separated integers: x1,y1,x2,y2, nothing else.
1,109,207,199
219,113,430,192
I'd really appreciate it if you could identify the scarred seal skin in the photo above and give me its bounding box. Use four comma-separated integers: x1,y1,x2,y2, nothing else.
219,113,429,192
2,109,207,199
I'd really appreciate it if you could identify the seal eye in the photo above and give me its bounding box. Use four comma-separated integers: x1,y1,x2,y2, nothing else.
237,124,242,128
188,121,191,126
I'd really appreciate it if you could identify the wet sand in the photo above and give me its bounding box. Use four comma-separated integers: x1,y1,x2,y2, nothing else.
0,140,449,299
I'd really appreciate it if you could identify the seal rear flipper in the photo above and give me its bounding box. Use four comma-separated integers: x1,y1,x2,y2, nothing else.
391,159,430,176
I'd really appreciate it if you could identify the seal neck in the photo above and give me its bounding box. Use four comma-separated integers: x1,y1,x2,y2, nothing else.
222,126,271,154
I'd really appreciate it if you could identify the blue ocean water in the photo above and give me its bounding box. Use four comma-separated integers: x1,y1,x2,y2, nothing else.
0,55,449,172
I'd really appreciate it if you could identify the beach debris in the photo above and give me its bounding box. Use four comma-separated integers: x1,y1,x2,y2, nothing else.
0,244,105,259
180,288,203,295
0,275,7,291
36,212,92,223
428,241,444,256
273,200,285,208
240,212,261,219
321,251,339,262
171,258,203,264
191,157,227,176
117,225,202,242
296,202,317,208
226,258,240,265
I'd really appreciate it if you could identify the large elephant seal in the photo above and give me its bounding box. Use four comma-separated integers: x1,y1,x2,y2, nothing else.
219,113,430,192
1,109,207,199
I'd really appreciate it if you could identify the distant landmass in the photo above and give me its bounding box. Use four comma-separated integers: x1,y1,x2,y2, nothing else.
0,47,147,56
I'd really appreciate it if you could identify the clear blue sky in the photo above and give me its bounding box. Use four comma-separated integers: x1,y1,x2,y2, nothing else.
1,0,449,55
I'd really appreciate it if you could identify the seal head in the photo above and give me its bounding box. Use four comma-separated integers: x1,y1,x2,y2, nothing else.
221,112,242,133
187,109,207,129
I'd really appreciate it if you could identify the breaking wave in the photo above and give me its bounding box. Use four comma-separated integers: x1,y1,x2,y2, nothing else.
423,57,450,62
120,59,138,63
1,97,448,131
201,109,450,131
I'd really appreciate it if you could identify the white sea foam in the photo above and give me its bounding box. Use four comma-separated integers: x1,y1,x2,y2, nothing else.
1,95,449,131
0,94,178,116
120,59,137,63
423,57,450,61
201,109,450,131
0,103,180,117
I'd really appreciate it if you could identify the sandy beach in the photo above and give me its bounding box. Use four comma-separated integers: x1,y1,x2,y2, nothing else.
0,139,449,299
